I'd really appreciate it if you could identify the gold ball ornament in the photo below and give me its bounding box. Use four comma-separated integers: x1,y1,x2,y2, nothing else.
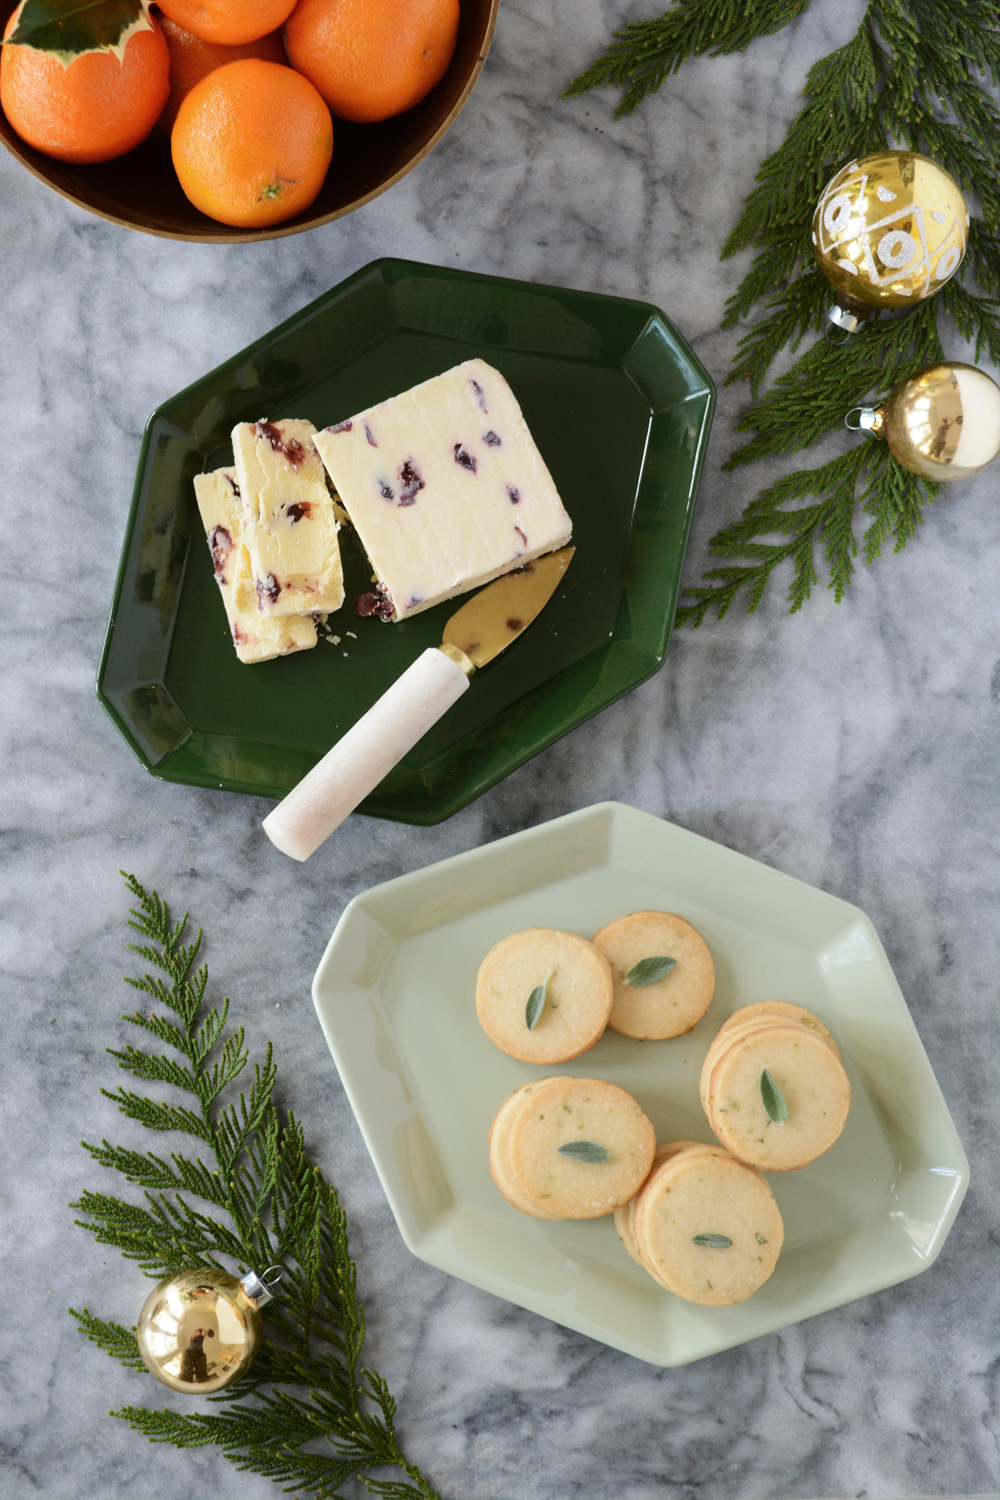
136,1265,281,1394
848,362,1000,483
813,151,969,335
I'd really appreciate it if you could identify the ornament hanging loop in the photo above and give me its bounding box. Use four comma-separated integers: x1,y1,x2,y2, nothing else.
241,1265,284,1308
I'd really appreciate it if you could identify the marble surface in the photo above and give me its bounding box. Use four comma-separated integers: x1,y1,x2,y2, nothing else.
1,2,997,1497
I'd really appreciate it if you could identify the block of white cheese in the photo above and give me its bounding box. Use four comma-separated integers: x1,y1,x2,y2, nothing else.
231,418,344,617
193,468,319,664
312,359,573,622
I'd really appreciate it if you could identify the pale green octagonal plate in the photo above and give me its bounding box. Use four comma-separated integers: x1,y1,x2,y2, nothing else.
311,802,969,1366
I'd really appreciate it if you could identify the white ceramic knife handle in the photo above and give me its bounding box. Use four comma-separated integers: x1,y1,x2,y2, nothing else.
262,647,471,861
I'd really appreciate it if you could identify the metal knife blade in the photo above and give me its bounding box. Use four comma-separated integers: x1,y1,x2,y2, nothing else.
440,545,575,672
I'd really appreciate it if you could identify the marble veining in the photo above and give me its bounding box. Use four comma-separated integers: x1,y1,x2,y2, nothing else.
0,1,996,1497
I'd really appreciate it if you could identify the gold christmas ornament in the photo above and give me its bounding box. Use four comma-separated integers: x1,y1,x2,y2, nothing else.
813,151,969,336
136,1265,281,1394
847,362,1000,482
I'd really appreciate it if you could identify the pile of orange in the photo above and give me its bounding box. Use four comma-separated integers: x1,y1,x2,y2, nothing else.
0,0,460,229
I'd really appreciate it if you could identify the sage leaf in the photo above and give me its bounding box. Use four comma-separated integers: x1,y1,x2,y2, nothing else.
692,1233,733,1249
624,955,677,988
760,1068,788,1122
557,1140,610,1164
524,972,552,1031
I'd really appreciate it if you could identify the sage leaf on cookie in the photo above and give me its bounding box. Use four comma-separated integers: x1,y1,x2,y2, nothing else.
692,1233,733,1249
760,1068,788,1122
624,955,677,987
557,1140,610,1164
525,972,551,1030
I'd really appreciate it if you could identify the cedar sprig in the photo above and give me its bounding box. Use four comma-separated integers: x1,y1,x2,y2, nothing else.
675,0,1000,623
70,872,441,1500
563,0,807,120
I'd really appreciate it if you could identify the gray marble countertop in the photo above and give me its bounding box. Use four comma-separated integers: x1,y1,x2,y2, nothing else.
1,2,997,1497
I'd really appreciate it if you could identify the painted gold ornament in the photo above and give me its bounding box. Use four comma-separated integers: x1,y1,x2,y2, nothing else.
847,362,1000,482
813,151,969,335
136,1265,281,1394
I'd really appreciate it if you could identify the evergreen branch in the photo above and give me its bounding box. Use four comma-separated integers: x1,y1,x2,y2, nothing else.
214,1053,278,1171
941,278,1000,365
193,998,230,1066
721,23,882,265
105,1045,197,1093
68,1309,147,1371
99,1088,212,1139
80,1140,235,1212
677,0,998,620
123,1009,190,1054
72,875,442,1500
563,0,807,120
113,1406,222,1448
725,273,829,393
724,301,944,470
676,444,874,624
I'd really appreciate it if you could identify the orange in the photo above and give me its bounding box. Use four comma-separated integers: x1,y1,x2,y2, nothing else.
1,7,170,164
155,0,297,46
285,0,459,124
171,59,333,229
156,14,287,134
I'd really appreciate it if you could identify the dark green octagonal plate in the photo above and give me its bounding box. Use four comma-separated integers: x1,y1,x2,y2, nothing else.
97,258,714,825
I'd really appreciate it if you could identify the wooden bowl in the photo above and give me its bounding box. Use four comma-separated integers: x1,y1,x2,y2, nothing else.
0,0,498,241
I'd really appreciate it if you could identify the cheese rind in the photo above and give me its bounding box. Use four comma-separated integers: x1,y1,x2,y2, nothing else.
231,418,344,617
312,359,573,622
193,468,319,664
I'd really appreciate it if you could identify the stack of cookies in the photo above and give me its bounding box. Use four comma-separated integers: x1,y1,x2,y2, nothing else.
700,1002,851,1171
476,911,715,1065
489,1077,656,1220
614,1140,784,1305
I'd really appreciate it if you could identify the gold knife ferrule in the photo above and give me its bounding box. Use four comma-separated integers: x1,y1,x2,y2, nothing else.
438,642,476,678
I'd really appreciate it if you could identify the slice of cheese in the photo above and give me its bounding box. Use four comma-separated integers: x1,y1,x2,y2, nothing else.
231,418,344,618
312,358,573,622
193,468,319,664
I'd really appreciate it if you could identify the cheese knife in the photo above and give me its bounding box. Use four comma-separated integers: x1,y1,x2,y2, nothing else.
263,546,575,860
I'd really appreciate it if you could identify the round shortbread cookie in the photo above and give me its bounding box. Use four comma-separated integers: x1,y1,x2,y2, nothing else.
706,1025,851,1170
701,1019,841,1128
489,1080,572,1219
614,1142,679,1269
508,1077,656,1219
591,911,714,1040
635,1151,784,1305
704,1004,839,1073
630,1141,736,1277
616,1141,729,1282
476,929,614,1064
700,1006,839,1117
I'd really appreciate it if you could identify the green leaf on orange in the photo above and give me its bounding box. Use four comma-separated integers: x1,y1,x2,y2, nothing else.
4,0,151,67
